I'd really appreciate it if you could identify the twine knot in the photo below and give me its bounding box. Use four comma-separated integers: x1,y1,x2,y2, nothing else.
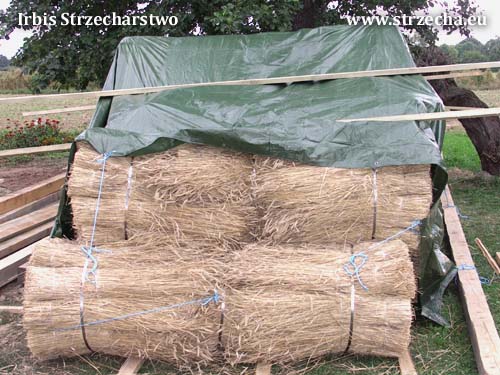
343,252,369,290
96,150,115,164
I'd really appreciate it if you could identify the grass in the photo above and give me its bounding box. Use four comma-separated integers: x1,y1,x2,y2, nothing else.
443,130,481,172
1,93,499,374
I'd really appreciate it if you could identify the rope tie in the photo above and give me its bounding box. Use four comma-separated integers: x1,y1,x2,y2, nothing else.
58,291,221,331
343,219,422,290
343,253,368,290
456,264,495,285
78,150,115,352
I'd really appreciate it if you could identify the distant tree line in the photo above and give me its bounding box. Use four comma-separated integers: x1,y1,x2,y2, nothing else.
0,54,10,70
439,37,500,63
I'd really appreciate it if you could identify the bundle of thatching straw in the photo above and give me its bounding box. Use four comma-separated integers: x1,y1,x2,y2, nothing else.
223,239,415,364
253,157,432,260
68,142,257,247
24,237,415,366
24,238,223,366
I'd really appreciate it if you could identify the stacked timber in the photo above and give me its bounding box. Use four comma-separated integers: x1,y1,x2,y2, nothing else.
23,141,432,369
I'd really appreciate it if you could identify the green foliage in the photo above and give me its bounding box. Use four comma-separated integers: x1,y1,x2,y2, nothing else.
0,118,78,150
0,0,478,89
438,37,500,64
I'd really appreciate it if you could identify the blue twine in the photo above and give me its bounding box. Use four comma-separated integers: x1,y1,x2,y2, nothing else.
343,253,369,290
457,264,493,285
343,219,422,290
57,291,220,332
81,151,115,284
444,204,469,220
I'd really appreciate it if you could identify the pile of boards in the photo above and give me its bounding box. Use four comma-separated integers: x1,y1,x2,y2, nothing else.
23,142,432,369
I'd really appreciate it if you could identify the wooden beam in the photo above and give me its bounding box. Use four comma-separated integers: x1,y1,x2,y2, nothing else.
425,70,484,81
0,221,53,259
496,253,500,267
475,238,500,275
0,305,23,314
0,143,71,158
442,186,500,375
0,204,57,243
399,350,417,375
20,70,489,118
0,241,37,287
0,62,499,104
0,173,65,215
338,107,500,123
255,363,272,375
0,192,60,225
22,105,96,117
117,356,144,375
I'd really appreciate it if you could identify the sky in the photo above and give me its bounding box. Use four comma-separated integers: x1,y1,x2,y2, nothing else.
0,0,499,58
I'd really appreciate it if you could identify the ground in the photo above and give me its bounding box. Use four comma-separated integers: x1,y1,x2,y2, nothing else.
0,90,499,374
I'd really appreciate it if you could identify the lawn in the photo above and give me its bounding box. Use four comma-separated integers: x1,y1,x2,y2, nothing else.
0,94,499,374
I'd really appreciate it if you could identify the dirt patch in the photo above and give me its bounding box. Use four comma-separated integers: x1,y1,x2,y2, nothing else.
446,119,465,131
0,158,67,196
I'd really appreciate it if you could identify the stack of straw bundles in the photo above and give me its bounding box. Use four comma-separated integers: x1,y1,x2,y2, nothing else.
24,238,223,366
253,157,432,260
68,142,257,247
24,238,415,365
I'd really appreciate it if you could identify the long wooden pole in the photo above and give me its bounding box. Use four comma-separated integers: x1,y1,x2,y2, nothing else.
17,68,490,118
1,61,499,104
338,107,500,123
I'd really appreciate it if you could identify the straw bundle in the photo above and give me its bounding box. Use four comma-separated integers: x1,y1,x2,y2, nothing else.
223,239,415,365
133,144,253,204
67,142,257,247
24,239,223,365
253,158,432,258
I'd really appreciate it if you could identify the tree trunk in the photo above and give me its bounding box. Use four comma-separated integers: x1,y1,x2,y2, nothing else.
292,0,322,30
430,79,500,175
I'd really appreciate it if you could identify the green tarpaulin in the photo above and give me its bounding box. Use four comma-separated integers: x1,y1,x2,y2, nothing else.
57,25,456,325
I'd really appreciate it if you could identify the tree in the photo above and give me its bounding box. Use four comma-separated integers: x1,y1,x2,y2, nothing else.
0,0,479,87
415,46,500,175
485,38,500,62
0,54,10,69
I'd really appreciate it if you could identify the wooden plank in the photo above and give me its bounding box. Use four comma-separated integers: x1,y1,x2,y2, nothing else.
17,262,27,285
22,98,482,118
22,105,96,117
117,356,144,375
0,203,57,243
19,71,490,118
425,70,484,80
0,173,65,215
255,363,272,375
0,143,71,158
0,305,23,314
475,238,500,275
0,192,60,225
0,221,53,259
0,62,499,103
338,107,500,123
0,242,36,287
441,186,500,375
496,253,500,267
399,350,417,375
